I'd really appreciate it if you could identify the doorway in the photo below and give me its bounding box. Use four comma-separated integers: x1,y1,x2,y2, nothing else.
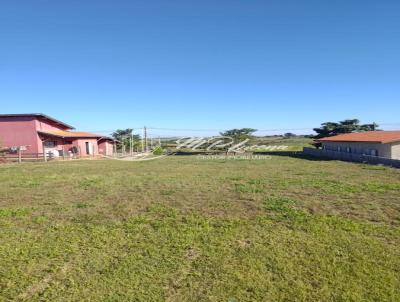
85,142,91,155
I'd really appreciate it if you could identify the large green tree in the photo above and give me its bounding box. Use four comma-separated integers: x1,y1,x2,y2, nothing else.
313,119,379,139
219,128,257,143
111,129,141,152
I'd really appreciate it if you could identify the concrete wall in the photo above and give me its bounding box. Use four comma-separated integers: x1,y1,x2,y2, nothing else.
321,141,392,158
390,142,400,160
303,147,400,168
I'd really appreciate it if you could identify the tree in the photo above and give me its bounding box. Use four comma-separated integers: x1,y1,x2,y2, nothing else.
283,132,296,138
111,129,141,152
313,119,379,139
219,128,257,143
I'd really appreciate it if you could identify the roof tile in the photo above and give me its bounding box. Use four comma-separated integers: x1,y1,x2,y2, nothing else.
317,131,400,143
38,130,102,138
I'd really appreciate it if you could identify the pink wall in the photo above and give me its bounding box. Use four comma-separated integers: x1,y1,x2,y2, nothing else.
73,139,99,157
98,141,114,155
35,119,70,132
0,116,41,153
39,136,72,154
39,136,100,157
36,118,74,153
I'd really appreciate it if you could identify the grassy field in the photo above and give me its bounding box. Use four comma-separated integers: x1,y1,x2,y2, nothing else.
0,155,399,301
254,136,313,151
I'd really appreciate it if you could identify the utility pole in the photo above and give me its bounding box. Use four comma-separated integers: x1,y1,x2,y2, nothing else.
130,130,134,156
142,128,145,152
144,126,148,152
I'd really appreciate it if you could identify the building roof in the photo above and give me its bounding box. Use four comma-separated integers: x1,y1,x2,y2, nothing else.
0,113,75,129
317,131,400,144
38,130,103,138
98,136,117,142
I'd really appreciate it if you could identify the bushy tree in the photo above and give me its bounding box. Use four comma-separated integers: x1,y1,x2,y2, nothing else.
219,128,257,143
111,129,141,152
283,132,296,138
313,119,379,139
152,146,164,155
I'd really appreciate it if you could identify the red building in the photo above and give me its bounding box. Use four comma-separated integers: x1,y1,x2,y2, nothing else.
0,113,115,157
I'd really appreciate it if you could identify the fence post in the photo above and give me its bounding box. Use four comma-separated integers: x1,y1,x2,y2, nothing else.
18,147,22,164
42,143,47,162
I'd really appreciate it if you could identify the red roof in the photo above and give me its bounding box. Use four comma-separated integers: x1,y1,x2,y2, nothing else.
317,131,400,144
38,130,102,138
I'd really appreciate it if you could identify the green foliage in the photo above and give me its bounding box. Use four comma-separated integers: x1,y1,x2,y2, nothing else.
152,146,164,155
235,179,264,193
78,177,102,190
111,129,141,151
75,202,95,209
313,119,379,138
283,132,296,138
264,196,295,212
220,128,257,143
0,207,31,217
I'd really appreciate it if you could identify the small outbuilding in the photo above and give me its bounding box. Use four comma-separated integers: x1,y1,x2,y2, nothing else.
317,131,400,160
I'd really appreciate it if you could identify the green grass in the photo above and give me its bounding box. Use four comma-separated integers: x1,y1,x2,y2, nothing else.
0,156,399,301
254,136,313,151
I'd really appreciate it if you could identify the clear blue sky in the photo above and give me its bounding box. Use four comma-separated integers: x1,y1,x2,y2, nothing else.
1,0,399,136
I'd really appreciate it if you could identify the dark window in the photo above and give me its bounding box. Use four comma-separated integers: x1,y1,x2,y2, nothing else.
44,141,57,148
65,140,73,144
370,149,378,156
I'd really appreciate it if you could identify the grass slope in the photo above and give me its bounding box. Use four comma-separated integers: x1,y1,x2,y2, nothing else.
0,156,399,301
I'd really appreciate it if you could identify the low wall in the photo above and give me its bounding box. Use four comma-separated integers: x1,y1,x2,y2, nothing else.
303,147,400,168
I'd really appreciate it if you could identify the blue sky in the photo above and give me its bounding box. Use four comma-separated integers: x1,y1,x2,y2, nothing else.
1,0,399,136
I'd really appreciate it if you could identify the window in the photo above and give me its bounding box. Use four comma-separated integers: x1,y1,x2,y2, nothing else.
346,147,352,153
65,140,73,144
44,141,57,148
370,149,378,157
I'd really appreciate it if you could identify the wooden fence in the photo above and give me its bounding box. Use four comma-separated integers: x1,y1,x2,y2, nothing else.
303,147,400,168
0,152,83,163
